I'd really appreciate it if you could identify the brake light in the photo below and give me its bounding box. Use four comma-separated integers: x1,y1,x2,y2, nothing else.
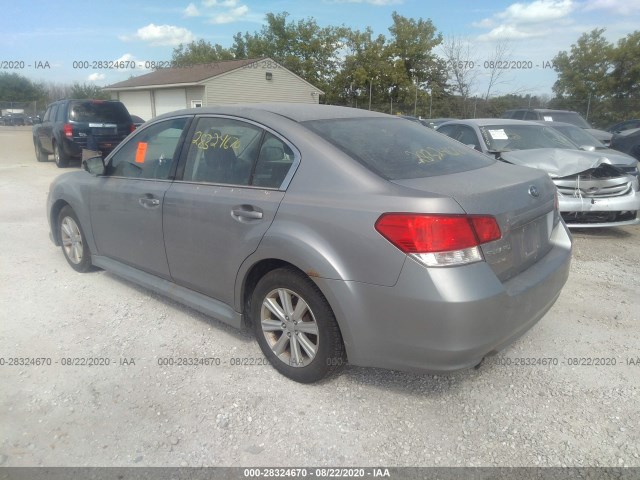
63,123,73,138
130,123,136,133
375,214,501,267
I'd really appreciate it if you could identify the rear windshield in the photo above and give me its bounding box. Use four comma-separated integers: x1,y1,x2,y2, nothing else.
302,117,494,180
69,101,131,124
541,112,590,128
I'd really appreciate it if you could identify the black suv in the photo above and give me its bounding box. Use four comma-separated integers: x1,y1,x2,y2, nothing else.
501,108,612,145
33,99,134,167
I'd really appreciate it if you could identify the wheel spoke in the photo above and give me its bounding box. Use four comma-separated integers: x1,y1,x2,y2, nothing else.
61,222,73,237
271,333,289,356
73,243,83,262
261,319,284,332
296,321,318,335
297,332,317,359
291,297,309,322
278,288,294,317
290,334,303,366
263,297,286,322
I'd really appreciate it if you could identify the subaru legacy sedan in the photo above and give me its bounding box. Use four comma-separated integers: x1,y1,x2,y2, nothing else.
47,105,572,383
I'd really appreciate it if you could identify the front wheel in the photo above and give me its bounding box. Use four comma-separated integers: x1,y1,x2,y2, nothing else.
53,142,69,168
58,206,92,272
251,268,346,383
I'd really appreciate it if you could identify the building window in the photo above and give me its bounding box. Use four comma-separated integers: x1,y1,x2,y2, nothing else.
191,100,203,108
265,72,273,80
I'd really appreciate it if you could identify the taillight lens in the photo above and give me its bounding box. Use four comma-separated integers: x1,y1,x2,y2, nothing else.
130,123,136,133
63,123,73,138
375,214,502,267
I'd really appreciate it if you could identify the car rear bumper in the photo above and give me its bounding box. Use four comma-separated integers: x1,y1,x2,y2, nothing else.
558,189,640,228
62,137,125,158
315,220,572,373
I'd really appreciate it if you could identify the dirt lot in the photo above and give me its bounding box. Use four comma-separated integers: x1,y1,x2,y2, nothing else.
1,126,639,468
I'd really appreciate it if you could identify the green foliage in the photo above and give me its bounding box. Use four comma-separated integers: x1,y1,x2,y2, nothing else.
0,72,47,103
552,29,613,99
171,39,236,67
552,28,640,125
69,83,111,100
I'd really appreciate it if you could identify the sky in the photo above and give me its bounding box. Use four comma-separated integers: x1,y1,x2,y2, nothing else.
1,0,639,97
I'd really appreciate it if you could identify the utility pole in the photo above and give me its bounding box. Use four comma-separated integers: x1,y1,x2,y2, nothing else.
414,84,418,116
369,81,372,111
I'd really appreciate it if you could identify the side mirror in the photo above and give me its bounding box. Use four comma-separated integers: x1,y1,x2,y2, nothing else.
83,156,105,176
579,145,596,152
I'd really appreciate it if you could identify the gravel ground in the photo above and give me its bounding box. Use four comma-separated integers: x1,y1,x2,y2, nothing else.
1,126,639,468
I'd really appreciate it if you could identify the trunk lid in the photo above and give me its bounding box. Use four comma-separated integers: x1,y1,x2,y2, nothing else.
392,162,558,282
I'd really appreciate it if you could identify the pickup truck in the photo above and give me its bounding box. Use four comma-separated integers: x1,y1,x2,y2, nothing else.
33,99,134,167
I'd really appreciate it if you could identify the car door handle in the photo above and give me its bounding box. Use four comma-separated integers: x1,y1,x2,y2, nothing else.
231,206,263,220
139,196,160,208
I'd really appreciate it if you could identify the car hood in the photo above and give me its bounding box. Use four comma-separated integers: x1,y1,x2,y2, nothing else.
500,148,637,178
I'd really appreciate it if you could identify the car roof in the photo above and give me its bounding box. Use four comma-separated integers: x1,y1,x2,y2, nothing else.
533,120,577,127
440,118,543,127
154,103,391,123
506,108,579,114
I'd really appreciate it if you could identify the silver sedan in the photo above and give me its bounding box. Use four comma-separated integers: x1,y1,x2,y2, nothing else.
47,105,571,383
437,119,640,228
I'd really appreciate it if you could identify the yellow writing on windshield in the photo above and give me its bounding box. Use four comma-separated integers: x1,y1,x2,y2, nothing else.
192,131,241,151
404,146,464,164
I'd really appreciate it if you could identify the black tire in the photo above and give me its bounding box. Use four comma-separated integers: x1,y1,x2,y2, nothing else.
251,268,345,383
58,206,92,272
53,141,69,168
34,140,47,162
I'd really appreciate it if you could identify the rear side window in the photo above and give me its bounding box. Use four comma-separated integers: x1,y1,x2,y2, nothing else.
69,101,131,123
302,117,494,180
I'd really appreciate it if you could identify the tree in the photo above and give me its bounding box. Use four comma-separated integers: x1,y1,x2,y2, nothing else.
333,27,393,107
610,31,640,99
440,36,478,116
171,39,236,67
69,83,111,100
231,12,349,95
483,39,512,100
0,72,47,103
552,28,613,100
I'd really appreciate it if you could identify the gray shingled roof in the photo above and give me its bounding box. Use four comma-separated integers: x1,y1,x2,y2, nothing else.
105,58,264,89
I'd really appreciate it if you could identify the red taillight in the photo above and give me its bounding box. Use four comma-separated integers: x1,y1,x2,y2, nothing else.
63,123,73,138
130,123,136,133
375,214,501,254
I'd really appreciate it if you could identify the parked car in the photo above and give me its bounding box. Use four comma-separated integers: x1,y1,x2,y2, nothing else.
2,113,26,126
501,108,612,146
47,104,571,383
131,115,145,128
437,119,640,228
540,121,639,166
33,99,134,167
608,119,640,134
611,127,640,161
420,118,457,129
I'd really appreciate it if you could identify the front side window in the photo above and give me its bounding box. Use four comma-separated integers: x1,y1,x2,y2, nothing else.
106,118,188,179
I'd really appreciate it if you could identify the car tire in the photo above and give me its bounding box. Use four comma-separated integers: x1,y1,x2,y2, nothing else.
251,268,346,383
53,142,69,168
34,140,47,162
58,206,92,272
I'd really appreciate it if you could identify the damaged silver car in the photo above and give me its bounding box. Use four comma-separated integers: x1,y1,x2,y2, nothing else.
437,119,640,228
